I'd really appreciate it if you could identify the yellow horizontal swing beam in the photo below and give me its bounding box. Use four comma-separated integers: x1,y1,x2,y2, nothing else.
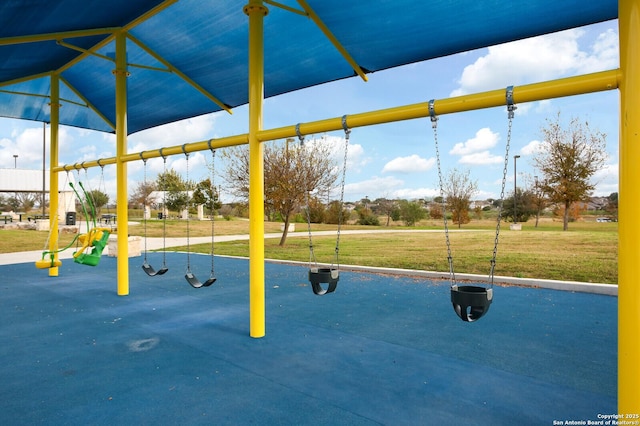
53,68,620,174
259,68,620,140
53,133,249,173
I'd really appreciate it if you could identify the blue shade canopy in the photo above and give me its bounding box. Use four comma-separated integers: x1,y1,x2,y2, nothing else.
0,0,618,134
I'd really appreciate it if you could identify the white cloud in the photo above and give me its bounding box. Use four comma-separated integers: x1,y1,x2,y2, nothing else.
129,114,217,151
592,162,618,196
458,151,504,165
449,127,499,155
534,100,554,114
451,27,619,96
393,187,440,200
346,143,371,171
520,140,545,156
343,176,404,200
577,28,619,74
382,154,435,173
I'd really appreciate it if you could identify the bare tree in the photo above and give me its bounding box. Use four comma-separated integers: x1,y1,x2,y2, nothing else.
443,168,478,228
374,197,398,226
532,177,547,227
129,181,157,208
533,113,607,230
222,138,338,245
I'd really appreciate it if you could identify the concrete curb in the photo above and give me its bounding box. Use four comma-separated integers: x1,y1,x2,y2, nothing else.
255,257,618,296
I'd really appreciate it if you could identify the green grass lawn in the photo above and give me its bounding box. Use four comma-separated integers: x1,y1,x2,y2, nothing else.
182,219,618,284
1,217,617,284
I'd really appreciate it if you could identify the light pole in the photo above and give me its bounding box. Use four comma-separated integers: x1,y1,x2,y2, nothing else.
534,175,540,227
513,155,520,224
13,154,19,211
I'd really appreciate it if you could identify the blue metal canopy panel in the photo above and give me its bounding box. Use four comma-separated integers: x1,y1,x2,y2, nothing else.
0,0,619,134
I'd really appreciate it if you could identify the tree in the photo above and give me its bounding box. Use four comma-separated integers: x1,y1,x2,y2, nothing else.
87,189,109,217
324,200,348,225
429,202,443,220
374,197,399,226
533,113,608,230
553,202,586,222
502,188,535,223
398,200,427,226
130,181,157,208
192,178,221,215
157,168,192,213
531,178,547,227
443,168,478,228
14,192,37,212
605,192,618,221
222,138,338,245
306,196,326,224
355,206,380,226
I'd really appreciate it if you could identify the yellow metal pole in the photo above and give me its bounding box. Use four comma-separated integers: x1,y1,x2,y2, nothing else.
114,31,129,296
52,134,249,173
53,70,619,174
48,74,60,277
618,0,640,413
244,0,268,338
258,69,620,141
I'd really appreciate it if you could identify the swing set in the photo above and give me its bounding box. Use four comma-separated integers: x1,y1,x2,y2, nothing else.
138,143,218,289
292,101,514,322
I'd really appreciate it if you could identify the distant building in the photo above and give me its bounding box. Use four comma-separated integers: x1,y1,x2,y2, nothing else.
0,168,77,219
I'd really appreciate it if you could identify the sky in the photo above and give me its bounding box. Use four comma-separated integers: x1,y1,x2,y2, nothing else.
0,19,620,204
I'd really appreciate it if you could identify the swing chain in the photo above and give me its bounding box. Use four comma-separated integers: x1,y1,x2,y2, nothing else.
429,100,456,285
140,153,149,259
208,141,216,277
182,144,192,272
489,87,517,285
334,115,350,269
159,149,168,267
297,124,318,268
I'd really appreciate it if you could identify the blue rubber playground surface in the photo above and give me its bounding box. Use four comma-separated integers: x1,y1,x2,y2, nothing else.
0,253,616,425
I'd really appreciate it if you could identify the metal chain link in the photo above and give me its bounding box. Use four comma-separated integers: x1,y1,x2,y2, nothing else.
209,146,216,276
182,144,192,272
141,154,149,259
430,103,456,286
489,102,516,286
333,116,350,270
297,125,318,269
160,149,168,267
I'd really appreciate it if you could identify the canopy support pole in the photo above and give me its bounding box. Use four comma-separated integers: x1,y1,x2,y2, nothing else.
115,31,129,296
245,0,268,338
618,0,640,413
48,74,60,277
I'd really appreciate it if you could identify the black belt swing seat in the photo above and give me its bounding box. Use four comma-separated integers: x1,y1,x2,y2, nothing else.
429,87,516,322
451,285,493,322
140,151,169,277
297,117,350,295
182,143,217,289
308,267,339,295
